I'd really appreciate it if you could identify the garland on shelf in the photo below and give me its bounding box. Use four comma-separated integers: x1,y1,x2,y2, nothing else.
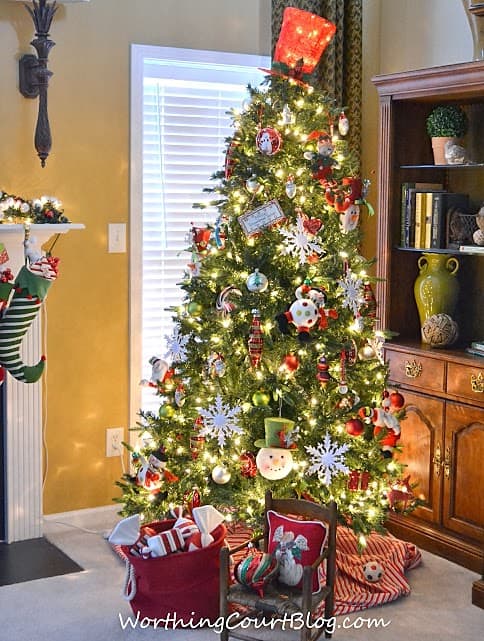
0,189,70,224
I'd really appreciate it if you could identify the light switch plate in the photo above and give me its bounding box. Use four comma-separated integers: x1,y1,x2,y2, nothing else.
108,223,126,253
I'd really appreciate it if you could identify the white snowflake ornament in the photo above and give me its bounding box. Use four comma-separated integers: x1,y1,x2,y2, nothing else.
198,394,242,448
338,271,364,316
305,433,350,485
279,213,324,265
164,324,190,363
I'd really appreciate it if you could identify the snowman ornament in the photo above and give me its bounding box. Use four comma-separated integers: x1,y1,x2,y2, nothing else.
256,447,294,480
255,417,297,480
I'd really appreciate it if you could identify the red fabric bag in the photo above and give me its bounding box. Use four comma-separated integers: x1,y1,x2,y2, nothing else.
121,519,226,625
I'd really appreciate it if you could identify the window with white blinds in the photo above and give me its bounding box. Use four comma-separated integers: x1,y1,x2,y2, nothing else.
130,45,270,415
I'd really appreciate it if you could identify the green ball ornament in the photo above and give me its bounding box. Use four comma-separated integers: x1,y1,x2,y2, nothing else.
252,390,271,406
158,404,175,418
187,301,203,316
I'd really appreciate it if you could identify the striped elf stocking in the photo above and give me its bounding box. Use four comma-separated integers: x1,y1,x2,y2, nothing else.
0,258,58,383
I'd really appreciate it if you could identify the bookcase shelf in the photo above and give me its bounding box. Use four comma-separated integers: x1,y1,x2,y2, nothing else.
400,162,484,169
394,246,483,255
372,62,484,596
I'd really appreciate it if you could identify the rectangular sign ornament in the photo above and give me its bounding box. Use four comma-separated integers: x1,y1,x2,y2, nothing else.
238,199,286,237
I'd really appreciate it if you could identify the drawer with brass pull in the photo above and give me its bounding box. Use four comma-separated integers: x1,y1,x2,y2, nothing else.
447,362,484,405
385,349,445,393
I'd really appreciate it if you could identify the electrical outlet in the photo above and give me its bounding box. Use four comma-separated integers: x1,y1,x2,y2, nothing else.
106,427,124,457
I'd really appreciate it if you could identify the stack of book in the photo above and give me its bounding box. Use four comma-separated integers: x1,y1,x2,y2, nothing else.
400,182,469,249
466,341,484,358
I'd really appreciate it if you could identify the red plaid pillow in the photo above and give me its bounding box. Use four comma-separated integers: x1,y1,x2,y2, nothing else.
267,510,328,593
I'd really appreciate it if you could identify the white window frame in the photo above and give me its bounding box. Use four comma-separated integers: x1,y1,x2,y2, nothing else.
129,44,269,436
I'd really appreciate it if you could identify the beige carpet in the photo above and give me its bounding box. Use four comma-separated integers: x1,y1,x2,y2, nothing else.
0,506,482,641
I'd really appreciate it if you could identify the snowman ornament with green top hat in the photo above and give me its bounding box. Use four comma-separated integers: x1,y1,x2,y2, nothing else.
255,417,298,480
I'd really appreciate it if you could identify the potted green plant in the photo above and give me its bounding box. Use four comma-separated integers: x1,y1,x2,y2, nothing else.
426,105,468,165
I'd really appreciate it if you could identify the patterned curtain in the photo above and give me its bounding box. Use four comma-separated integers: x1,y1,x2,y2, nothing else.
271,0,362,166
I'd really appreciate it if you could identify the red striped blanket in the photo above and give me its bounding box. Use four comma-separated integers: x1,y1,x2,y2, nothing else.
226,522,421,615
330,526,421,615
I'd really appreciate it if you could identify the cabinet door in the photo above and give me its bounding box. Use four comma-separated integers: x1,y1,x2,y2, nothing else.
443,402,484,544
396,389,445,525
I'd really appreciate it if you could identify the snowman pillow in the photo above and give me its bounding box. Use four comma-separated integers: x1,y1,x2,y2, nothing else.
267,510,328,593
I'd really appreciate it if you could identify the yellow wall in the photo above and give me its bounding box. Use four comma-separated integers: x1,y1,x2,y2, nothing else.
0,0,270,514
0,0,474,514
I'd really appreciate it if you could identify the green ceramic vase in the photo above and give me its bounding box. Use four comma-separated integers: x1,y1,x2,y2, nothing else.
413,252,460,328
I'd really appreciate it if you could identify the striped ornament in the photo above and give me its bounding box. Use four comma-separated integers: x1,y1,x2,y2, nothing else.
0,265,54,383
234,551,278,596
143,528,186,558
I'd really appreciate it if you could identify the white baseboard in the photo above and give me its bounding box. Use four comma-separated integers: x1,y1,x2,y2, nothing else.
43,504,120,528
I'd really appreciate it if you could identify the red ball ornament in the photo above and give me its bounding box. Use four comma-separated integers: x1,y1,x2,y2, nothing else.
390,391,405,410
345,418,364,436
256,127,282,156
281,353,299,373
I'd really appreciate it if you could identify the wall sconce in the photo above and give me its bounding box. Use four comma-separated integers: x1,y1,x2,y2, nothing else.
11,0,90,167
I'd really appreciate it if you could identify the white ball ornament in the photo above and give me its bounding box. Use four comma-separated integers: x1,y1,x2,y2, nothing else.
246,269,269,293
255,447,293,480
363,561,384,583
211,464,231,485
246,174,261,194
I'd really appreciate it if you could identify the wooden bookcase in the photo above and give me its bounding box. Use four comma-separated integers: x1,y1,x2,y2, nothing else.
372,62,484,607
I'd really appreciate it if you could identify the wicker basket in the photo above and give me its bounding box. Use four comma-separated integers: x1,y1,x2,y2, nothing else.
446,209,478,248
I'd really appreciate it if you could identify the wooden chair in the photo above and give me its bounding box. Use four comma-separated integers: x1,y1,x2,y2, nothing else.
219,491,337,641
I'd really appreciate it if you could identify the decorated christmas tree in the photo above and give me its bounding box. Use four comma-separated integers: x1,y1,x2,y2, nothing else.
116,8,413,541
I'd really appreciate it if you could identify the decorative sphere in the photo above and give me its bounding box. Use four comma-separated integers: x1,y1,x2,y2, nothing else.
211,464,231,485
282,354,299,373
473,228,484,246
187,301,203,316
345,418,364,437
158,404,175,418
252,390,271,407
246,269,268,293
390,391,405,410
246,175,261,193
256,127,282,156
358,344,376,360
363,561,384,583
421,314,458,347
